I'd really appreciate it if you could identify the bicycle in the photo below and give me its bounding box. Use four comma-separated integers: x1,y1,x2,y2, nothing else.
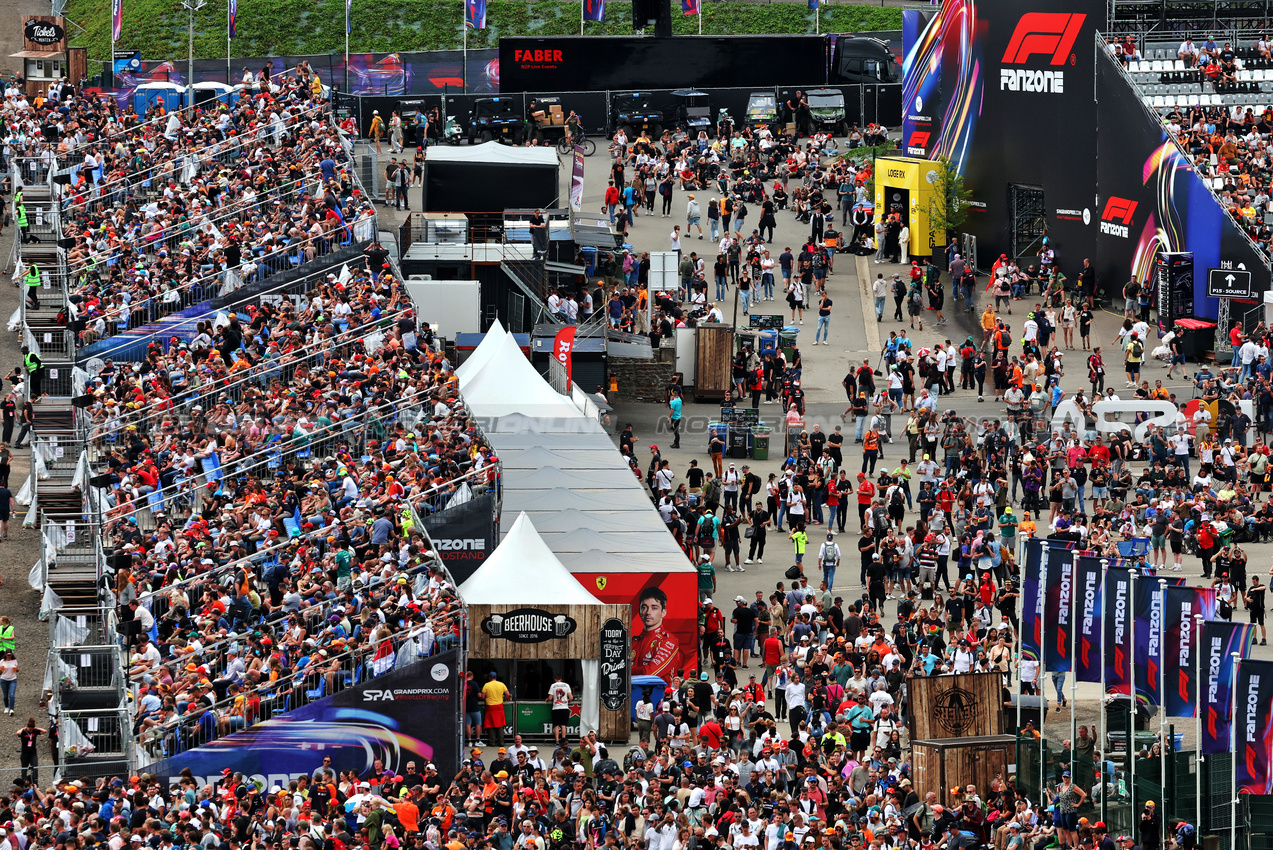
557,129,597,156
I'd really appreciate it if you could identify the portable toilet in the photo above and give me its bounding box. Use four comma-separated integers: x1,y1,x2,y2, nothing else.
188,81,240,109
133,82,184,114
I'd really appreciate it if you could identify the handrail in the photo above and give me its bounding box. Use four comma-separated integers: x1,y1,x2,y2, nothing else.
71,216,376,358
81,306,410,442
62,173,324,274
63,101,335,212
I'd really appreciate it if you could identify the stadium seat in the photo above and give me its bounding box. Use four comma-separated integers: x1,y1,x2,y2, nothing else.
1165,95,1178,107
1153,95,1167,108
1151,59,1164,72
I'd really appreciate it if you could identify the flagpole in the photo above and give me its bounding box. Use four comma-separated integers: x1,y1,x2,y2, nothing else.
1130,569,1138,809
816,2,820,35
1040,544,1049,812
1231,652,1240,850
1195,613,1203,835
1070,556,1079,780
226,0,231,85
1100,559,1110,825
580,0,584,35
698,4,702,36
1016,537,1024,737
345,0,350,93
1158,578,1168,812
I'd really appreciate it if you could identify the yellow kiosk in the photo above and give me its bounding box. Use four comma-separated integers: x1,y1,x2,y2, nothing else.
873,156,943,259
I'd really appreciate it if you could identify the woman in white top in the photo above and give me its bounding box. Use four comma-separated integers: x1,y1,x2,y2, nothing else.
0,650,17,715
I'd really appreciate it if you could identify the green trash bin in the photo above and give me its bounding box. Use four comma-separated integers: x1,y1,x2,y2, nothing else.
751,425,771,461
780,326,800,360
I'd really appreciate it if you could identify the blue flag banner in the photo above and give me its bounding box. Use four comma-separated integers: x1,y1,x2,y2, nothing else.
1022,538,1044,662
1074,556,1104,683
1236,660,1273,794
466,0,486,29
1043,546,1075,673
1134,578,1164,706
228,0,237,38
583,0,605,21
1104,566,1134,690
1202,620,1256,755
1163,585,1216,717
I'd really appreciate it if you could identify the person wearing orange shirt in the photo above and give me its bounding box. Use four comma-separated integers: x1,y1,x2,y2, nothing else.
395,792,421,834
1018,512,1037,539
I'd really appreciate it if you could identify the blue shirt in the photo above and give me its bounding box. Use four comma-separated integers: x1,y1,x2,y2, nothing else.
669,397,682,421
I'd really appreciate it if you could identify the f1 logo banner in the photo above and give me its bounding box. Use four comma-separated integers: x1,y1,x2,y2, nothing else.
1134,576,1163,706
1163,585,1217,718
1104,565,1133,689
1202,620,1256,755
1021,537,1045,662
1043,545,1075,673
1074,556,1104,683
1100,197,1138,238
1236,660,1273,794
1001,13,1087,65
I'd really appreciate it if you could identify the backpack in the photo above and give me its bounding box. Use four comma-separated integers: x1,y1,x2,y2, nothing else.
892,278,906,297
1130,340,1144,359
698,518,716,545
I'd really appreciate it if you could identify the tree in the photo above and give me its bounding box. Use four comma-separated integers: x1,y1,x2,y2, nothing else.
926,156,974,245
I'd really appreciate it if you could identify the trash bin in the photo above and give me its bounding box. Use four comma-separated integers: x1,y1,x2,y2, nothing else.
759,331,778,358
751,426,771,461
780,326,800,360
581,246,597,277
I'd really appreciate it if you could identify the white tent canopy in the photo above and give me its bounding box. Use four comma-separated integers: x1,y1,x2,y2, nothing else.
455,319,506,385
458,512,603,606
462,331,583,419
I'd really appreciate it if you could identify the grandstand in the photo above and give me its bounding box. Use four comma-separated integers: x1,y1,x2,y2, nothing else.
17,70,483,781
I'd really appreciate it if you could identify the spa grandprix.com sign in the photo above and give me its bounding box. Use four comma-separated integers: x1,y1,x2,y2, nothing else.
481,608,577,643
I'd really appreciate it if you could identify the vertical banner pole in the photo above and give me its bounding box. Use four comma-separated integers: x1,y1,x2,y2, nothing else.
1130,570,1138,810
1231,653,1240,850
345,0,350,94
580,0,584,35
1195,613,1204,835
1070,556,1079,765
1158,579,1168,813
1039,543,1049,811
1100,559,1110,825
463,23,467,93
1016,537,1024,737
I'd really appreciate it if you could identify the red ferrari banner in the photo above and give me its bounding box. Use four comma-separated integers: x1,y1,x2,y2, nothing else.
553,326,576,382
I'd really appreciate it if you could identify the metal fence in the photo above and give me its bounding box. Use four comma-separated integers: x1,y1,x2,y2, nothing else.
57,707,135,780
49,606,116,650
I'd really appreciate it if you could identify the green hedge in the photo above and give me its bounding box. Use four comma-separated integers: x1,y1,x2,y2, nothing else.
70,0,901,65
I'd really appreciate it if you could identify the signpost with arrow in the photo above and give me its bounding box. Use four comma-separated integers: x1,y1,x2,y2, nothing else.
1207,267,1254,299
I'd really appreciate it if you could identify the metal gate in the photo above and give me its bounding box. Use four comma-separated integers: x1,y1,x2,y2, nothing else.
1009,184,1047,262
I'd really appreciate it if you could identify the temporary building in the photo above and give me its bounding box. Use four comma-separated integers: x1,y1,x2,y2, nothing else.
422,142,559,213
458,513,630,740
461,331,584,420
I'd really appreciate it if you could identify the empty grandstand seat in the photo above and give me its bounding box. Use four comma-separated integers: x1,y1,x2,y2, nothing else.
1153,95,1167,108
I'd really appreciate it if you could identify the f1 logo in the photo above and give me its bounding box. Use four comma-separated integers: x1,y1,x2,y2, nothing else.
1002,13,1086,65
1101,197,1138,224
908,130,930,148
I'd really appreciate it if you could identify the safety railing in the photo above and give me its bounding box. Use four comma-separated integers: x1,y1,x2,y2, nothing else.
63,101,335,212
56,706,135,776
71,219,375,358
79,306,410,446
11,155,57,189
49,605,117,650
134,614,446,765
93,382,405,534
63,175,323,275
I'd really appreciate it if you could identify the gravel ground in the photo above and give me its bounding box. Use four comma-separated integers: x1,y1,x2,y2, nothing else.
0,219,56,777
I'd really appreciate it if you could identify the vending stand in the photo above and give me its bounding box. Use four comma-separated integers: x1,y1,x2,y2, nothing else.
459,513,631,742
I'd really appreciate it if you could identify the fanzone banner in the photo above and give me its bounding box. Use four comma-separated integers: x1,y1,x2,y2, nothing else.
1074,556,1104,683
1134,577,1164,706
1021,538,1044,662
1202,620,1256,755
1163,585,1216,717
228,0,237,38
111,0,123,42
419,493,496,584
1236,660,1273,794
1104,565,1134,689
141,649,461,785
583,0,605,22
570,145,585,212
1043,545,1075,673
465,0,486,29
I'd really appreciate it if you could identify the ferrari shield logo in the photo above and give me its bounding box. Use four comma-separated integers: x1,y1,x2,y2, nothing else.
595,577,607,591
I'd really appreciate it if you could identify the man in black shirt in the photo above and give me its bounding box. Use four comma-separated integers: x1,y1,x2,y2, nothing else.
686,459,706,498
1246,576,1267,645
731,597,758,667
